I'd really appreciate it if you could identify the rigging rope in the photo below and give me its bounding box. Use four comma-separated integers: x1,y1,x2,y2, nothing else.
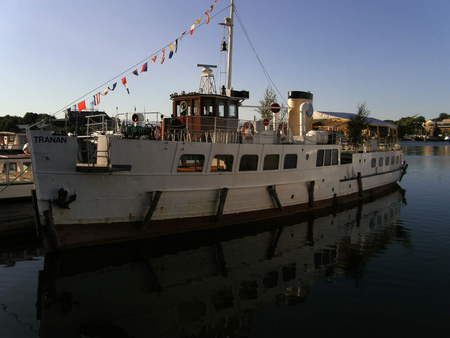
0,166,31,194
233,6,288,117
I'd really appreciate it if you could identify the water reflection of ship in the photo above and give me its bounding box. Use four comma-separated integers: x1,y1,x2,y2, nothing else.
37,187,409,338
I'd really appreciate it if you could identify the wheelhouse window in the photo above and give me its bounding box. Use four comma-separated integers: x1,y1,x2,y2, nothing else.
178,154,205,172
218,103,225,117
385,156,390,165
284,154,297,169
229,104,237,118
331,149,339,165
239,155,258,171
263,154,279,170
371,158,377,168
316,150,324,167
379,157,384,167
21,162,32,182
211,155,233,172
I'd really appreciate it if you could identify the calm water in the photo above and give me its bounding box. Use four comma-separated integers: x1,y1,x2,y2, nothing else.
1,143,450,337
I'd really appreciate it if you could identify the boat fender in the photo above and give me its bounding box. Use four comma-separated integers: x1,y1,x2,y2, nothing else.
53,188,77,209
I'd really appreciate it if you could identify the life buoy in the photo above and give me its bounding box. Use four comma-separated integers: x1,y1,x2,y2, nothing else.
153,126,162,140
241,122,255,139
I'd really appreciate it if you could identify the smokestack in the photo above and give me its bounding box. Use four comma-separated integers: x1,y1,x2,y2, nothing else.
287,91,313,138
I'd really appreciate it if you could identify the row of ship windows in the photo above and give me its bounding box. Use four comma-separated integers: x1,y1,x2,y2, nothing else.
178,153,299,172
177,148,340,173
371,155,400,168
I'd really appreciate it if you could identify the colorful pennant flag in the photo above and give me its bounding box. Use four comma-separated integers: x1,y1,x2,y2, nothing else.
93,93,101,105
101,88,109,96
205,11,211,24
169,43,174,59
121,77,130,94
181,31,187,39
190,24,196,35
161,48,166,64
151,55,157,63
77,100,86,111
194,18,202,24
132,69,139,76
141,62,148,72
108,82,117,91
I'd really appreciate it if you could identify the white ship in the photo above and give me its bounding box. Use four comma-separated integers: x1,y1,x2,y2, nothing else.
27,0,406,247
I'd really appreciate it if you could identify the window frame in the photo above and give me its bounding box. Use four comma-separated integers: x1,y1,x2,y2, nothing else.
177,154,205,173
283,154,298,169
210,154,234,173
316,150,324,167
263,154,280,171
239,154,259,172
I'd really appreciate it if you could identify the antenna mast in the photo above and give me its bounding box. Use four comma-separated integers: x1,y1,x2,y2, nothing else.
226,0,234,91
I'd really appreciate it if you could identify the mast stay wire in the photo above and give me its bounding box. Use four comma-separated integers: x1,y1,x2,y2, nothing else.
233,6,288,118
50,5,231,118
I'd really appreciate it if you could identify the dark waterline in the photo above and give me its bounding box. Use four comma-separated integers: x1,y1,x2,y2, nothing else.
1,143,450,337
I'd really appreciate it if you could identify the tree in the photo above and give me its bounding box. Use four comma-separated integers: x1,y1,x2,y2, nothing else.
347,103,369,146
257,87,277,120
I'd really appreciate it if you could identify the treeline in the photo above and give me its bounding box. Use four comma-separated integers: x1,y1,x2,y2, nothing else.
388,113,450,137
0,113,54,132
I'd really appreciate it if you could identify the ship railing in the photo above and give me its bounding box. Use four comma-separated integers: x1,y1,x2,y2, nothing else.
339,137,400,152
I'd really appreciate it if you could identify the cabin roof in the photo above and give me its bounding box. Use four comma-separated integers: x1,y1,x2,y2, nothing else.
170,92,242,101
313,111,397,129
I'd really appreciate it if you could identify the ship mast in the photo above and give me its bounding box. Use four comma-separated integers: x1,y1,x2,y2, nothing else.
225,0,234,91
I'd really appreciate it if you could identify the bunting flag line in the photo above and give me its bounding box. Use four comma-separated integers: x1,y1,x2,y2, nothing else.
161,48,166,64
121,77,130,94
77,100,86,111
93,93,101,105
69,0,219,110
108,82,117,91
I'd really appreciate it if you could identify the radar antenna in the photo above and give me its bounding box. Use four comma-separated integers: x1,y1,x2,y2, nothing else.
197,64,217,94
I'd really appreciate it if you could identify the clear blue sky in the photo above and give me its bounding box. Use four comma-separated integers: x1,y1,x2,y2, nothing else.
1,0,449,121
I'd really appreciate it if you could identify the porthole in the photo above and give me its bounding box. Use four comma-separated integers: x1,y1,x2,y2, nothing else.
291,194,295,199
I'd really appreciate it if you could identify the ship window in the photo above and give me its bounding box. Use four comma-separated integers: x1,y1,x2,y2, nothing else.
218,103,225,117
371,158,376,168
396,156,400,164
379,157,384,167
211,155,233,172
316,150,324,167
0,163,7,183
21,162,32,182
331,149,339,165
391,156,395,165
385,156,390,165
263,154,279,170
203,104,214,116
229,104,237,118
324,149,332,166
7,162,17,181
284,154,297,169
263,271,278,289
282,263,296,281
239,155,258,171
178,154,205,172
